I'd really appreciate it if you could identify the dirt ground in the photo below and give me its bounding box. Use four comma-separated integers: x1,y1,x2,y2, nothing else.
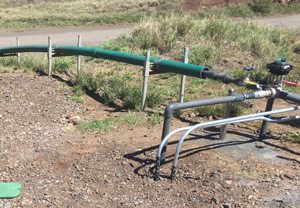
0,71,299,208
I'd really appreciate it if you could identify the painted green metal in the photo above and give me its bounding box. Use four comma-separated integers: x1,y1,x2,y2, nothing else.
0,45,48,54
0,182,21,198
0,45,208,78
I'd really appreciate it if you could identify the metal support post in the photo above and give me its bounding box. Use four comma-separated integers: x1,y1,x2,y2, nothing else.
16,37,20,64
77,34,81,75
179,47,189,103
141,50,150,111
219,89,235,139
259,98,275,139
48,36,52,76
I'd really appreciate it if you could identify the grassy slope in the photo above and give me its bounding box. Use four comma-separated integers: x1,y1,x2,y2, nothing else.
0,0,300,30
0,0,179,30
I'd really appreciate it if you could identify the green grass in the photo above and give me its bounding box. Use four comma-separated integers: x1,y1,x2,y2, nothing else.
0,55,73,74
196,1,300,18
73,69,177,110
0,0,180,30
111,15,297,74
70,94,84,103
148,112,163,125
0,0,299,30
78,112,145,132
284,133,300,144
195,103,243,118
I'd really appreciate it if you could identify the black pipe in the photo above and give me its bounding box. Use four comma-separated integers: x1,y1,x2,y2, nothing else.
278,91,300,104
200,70,242,85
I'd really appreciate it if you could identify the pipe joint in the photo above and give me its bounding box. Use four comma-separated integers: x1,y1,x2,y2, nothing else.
253,88,277,99
164,103,177,118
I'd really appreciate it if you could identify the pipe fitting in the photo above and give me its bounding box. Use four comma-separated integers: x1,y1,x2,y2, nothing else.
164,103,177,118
253,88,277,99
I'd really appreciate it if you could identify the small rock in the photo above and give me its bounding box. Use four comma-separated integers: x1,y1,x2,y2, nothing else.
115,172,122,178
190,113,196,118
283,173,294,180
225,180,233,186
67,115,81,125
255,143,265,149
223,202,231,208
211,197,220,204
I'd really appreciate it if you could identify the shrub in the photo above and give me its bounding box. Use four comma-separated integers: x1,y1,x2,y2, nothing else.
53,57,72,74
129,14,195,53
248,0,273,14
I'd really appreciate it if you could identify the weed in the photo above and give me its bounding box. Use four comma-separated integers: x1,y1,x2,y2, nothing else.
79,119,114,132
120,112,144,125
294,44,300,54
195,103,243,118
79,112,144,132
128,14,195,53
70,94,84,104
148,112,162,125
195,105,225,118
0,66,9,73
53,57,72,74
0,55,47,73
116,15,296,78
1,0,300,30
74,70,172,110
284,133,300,144
0,0,181,30
75,72,99,92
248,0,273,14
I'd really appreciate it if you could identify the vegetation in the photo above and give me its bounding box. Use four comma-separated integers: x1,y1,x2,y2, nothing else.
0,54,73,74
0,0,300,30
0,0,179,30
73,69,175,110
1,14,299,116
197,0,300,17
195,104,243,118
109,15,297,79
79,110,162,133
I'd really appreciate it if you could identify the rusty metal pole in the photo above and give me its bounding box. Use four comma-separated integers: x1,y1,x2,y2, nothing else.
219,89,235,139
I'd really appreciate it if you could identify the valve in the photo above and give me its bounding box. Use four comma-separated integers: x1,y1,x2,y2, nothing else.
243,66,254,81
267,57,293,76
242,66,261,90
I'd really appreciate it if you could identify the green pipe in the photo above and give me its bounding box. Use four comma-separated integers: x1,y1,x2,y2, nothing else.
0,45,208,77
0,45,48,54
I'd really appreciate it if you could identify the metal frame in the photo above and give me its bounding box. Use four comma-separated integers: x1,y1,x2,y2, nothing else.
155,105,300,179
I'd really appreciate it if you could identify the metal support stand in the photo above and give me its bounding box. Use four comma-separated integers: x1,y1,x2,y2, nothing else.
259,98,275,139
77,34,81,75
219,89,235,139
48,36,52,76
141,50,150,111
179,47,189,103
16,37,20,64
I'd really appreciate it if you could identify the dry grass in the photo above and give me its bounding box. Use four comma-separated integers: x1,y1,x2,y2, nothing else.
0,0,179,30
